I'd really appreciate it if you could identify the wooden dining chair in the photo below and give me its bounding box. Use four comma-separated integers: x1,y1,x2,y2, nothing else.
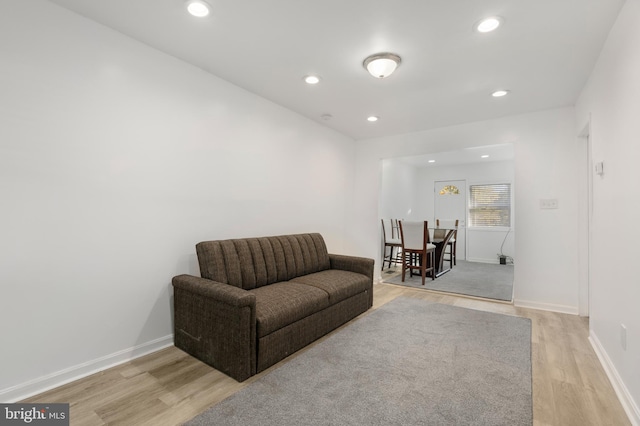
381,219,402,270
390,218,400,240
390,219,403,265
436,219,459,267
399,220,435,285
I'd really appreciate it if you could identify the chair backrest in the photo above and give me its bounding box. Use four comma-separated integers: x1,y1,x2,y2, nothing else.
381,219,388,243
433,228,446,240
390,219,400,239
436,219,459,239
436,219,459,229
399,220,428,251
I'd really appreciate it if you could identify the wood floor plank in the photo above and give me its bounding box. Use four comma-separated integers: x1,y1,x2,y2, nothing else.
21,282,631,425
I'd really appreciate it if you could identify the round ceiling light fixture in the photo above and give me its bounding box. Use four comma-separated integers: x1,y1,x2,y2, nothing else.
492,89,510,97
476,16,503,33
186,0,211,17
367,116,379,122
363,53,401,79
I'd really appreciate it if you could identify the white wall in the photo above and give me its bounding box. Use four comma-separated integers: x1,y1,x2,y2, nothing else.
351,107,581,314
379,160,419,222
0,1,356,400
575,0,640,421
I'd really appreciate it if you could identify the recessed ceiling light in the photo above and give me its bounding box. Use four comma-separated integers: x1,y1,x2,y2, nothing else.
367,116,379,122
476,16,502,33
186,0,210,17
304,75,320,85
428,160,436,163
481,155,490,158
492,90,510,97
321,113,332,121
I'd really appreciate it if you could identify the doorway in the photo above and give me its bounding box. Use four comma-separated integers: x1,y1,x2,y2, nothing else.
378,144,515,302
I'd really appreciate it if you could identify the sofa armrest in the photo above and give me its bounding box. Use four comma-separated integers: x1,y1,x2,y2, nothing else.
172,274,255,307
172,274,256,381
329,254,375,307
329,254,375,280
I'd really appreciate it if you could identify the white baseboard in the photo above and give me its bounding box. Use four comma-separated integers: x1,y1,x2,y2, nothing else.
0,334,174,403
466,257,500,264
589,332,640,426
513,299,579,315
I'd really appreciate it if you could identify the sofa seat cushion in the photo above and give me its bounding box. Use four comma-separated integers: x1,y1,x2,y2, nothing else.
290,270,370,304
250,282,330,338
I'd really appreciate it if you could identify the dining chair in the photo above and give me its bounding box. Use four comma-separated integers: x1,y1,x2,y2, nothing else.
390,218,400,239
381,219,402,270
399,220,435,285
436,219,459,267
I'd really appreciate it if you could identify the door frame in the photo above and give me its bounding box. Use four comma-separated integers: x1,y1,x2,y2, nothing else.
578,121,592,317
433,179,467,261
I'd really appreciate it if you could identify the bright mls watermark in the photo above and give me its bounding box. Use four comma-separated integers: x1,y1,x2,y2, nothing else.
0,404,69,425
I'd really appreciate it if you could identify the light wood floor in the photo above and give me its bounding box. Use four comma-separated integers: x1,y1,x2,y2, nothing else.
23,282,630,426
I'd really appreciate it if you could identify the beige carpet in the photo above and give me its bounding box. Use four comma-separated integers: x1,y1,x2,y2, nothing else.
383,260,514,301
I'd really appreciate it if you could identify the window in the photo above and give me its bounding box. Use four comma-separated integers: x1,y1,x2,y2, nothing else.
469,183,511,227
439,185,460,195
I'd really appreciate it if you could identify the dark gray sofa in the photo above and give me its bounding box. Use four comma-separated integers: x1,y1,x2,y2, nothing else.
172,233,374,381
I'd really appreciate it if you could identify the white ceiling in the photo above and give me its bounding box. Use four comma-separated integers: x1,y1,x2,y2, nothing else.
396,143,514,168
48,0,624,141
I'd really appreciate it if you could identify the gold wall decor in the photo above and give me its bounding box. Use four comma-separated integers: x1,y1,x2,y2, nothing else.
439,185,460,195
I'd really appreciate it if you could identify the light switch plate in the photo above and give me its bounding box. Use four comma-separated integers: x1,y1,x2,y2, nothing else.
540,199,559,209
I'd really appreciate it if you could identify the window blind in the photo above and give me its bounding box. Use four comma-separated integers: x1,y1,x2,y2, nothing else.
469,183,511,227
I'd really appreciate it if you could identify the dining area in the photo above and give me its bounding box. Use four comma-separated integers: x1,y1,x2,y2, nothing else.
381,218,459,286
378,155,515,301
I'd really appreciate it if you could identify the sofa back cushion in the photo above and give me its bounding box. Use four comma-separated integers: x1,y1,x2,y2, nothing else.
196,233,331,290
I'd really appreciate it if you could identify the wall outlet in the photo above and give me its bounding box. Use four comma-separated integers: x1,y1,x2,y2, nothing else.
621,324,627,351
540,199,559,209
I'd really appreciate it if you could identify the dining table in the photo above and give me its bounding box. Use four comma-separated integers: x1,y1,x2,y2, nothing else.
429,227,456,277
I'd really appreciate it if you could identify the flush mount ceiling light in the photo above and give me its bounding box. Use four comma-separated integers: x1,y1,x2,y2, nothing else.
363,53,401,79
476,16,503,33
367,116,379,122
304,75,320,84
481,155,490,158
492,89,510,97
186,0,210,17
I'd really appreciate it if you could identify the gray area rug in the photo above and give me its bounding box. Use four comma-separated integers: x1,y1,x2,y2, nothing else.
384,260,514,301
184,297,532,426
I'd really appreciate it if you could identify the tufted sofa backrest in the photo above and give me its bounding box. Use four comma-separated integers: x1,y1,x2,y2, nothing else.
196,233,331,290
